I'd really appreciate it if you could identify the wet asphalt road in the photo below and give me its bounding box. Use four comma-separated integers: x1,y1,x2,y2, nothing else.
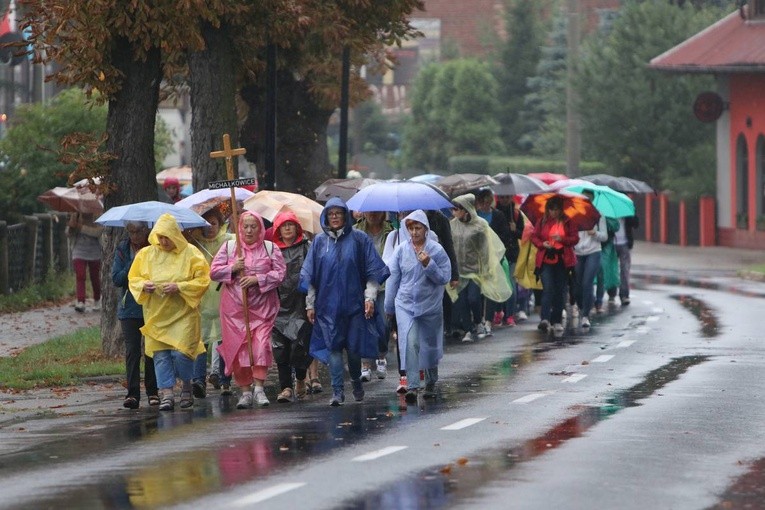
0,273,764,509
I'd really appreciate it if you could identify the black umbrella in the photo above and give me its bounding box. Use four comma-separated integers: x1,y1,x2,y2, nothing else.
491,173,550,195
436,173,499,197
580,174,655,194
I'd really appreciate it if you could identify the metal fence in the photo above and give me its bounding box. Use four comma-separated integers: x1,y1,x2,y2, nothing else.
0,213,70,294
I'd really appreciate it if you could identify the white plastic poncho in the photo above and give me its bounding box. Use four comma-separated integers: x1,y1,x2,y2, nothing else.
448,193,512,303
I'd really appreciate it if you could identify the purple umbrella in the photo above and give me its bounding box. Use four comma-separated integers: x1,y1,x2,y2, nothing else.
345,181,453,212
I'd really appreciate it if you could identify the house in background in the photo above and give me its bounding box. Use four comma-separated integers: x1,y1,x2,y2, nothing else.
650,2,765,250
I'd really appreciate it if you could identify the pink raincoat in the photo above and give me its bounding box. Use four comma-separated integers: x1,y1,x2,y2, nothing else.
210,211,286,374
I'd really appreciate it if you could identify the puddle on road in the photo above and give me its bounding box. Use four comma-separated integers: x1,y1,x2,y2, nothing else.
708,456,765,509
633,273,765,299
340,355,711,510
669,294,720,338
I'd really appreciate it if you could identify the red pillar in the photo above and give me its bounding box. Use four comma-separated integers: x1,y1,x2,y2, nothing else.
679,200,687,246
659,193,668,244
699,195,717,247
644,194,653,242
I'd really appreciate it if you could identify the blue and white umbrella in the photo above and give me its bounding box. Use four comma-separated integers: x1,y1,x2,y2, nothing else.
95,201,209,229
345,181,453,213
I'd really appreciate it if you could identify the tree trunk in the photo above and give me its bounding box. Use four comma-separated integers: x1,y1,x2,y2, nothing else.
100,40,162,357
240,71,334,195
188,23,239,189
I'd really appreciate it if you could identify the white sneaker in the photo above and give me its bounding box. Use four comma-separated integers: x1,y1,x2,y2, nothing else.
254,390,270,407
581,316,591,329
474,324,487,340
74,301,86,313
483,320,493,337
376,359,387,379
553,323,565,338
462,331,475,343
571,304,579,319
516,311,528,322
360,365,372,382
92,300,101,312
236,392,253,409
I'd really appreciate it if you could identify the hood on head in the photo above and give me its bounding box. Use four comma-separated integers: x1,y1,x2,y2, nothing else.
238,210,266,246
402,209,430,231
273,210,304,244
149,213,188,253
320,197,353,235
452,193,477,219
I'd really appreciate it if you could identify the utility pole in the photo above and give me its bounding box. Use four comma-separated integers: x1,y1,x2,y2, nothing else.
338,46,350,179
566,0,581,177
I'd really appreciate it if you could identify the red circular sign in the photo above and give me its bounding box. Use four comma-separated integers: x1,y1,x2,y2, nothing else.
693,92,724,123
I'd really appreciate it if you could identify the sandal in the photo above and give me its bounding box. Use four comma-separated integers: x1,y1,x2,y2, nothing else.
295,380,307,400
309,378,323,394
147,395,160,406
179,391,194,409
123,396,139,410
277,387,294,403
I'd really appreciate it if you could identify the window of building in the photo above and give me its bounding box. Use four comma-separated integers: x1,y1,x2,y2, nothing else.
736,133,749,229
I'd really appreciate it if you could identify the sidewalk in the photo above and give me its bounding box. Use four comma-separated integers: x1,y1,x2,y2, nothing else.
631,240,765,277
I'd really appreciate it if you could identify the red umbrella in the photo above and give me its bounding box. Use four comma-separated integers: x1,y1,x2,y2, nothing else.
527,172,568,185
520,191,601,231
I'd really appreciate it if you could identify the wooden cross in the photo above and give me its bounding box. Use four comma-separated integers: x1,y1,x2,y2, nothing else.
209,134,256,367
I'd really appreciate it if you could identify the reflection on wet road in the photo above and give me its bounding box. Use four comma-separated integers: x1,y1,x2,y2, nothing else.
339,355,711,509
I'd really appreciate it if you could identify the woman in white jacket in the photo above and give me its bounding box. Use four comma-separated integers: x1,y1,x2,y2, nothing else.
573,190,608,329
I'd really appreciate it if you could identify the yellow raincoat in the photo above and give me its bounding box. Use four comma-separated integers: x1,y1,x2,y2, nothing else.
447,193,512,303
128,213,210,359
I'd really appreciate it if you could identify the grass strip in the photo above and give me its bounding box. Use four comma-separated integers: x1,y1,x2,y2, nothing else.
0,327,122,390
0,271,75,314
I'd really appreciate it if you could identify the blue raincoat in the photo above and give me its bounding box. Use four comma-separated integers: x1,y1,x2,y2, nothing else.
384,210,451,370
299,197,390,363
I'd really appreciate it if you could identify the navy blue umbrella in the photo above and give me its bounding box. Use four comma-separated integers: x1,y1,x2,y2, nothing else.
345,181,453,212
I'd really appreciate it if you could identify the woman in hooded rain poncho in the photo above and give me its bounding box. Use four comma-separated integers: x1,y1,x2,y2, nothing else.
299,197,390,407
188,208,235,398
384,210,451,404
211,211,286,409
128,213,211,411
271,211,313,403
449,193,512,343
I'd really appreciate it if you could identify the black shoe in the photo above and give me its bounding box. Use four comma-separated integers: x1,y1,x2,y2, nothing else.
192,381,206,399
423,383,437,399
404,389,418,404
208,373,221,389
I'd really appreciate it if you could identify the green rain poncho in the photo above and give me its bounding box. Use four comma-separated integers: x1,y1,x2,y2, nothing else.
447,193,512,303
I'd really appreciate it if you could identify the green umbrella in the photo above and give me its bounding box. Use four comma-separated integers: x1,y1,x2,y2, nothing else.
563,183,635,218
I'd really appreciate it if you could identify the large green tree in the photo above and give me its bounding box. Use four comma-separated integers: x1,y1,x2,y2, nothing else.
494,0,544,155
403,59,504,172
577,1,724,196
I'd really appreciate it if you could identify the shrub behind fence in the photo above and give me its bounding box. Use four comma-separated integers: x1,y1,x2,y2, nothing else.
0,213,69,294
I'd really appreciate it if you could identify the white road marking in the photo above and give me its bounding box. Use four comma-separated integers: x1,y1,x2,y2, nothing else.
636,326,650,334
561,373,588,383
441,418,486,430
512,393,548,404
651,307,663,313
352,446,408,462
233,483,306,506
643,300,654,305
615,340,635,348
592,355,614,363
646,315,660,322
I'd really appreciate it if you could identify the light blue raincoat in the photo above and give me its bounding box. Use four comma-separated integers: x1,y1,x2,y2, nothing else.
384,210,451,370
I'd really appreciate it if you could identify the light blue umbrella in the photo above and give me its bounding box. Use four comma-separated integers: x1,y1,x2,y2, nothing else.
409,173,444,184
95,201,209,229
345,181,453,212
563,183,635,218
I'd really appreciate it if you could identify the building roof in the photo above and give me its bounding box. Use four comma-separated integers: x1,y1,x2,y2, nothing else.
649,9,765,74
649,11,765,74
